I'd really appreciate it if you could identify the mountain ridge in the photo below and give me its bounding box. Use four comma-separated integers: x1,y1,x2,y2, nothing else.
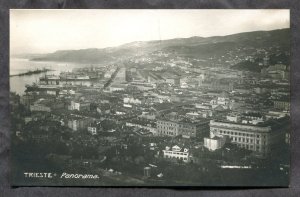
28,28,290,64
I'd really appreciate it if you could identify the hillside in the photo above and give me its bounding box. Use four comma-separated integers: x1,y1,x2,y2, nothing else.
231,61,261,73
31,28,290,64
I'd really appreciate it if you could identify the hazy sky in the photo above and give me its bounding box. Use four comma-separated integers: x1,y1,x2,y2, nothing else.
10,9,290,54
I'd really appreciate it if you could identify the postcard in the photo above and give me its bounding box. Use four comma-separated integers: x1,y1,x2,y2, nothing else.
10,9,290,186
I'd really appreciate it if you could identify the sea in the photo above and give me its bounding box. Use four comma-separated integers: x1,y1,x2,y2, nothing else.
10,58,94,95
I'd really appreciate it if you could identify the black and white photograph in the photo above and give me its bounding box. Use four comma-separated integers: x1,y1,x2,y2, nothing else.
10,9,290,186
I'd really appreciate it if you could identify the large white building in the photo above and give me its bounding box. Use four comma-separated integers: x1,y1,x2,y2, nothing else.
204,136,226,151
68,101,90,111
209,120,272,155
162,145,190,162
69,101,80,111
123,97,142,105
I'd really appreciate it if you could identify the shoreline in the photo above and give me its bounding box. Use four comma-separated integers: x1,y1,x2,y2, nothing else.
10,68,53,77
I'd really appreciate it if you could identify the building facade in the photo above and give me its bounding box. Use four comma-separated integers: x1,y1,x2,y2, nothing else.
67,117,93,131
204,136,226,151
30,104,51,112
274,100,290,111
179,122,197,138
69,101,90,111
157,120,180,137
209,120,272,155
162,145,189,162
87,126,97,135
157,119,209,138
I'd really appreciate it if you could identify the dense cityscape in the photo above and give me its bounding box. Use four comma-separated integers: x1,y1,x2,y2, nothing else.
11,29,290,186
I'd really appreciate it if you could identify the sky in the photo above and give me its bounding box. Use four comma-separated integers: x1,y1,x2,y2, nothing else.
10,9,290,54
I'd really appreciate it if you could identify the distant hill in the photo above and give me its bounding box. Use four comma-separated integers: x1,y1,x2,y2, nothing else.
231,61,261,73
30,28,290,64
164,41,238,58
12,53,45,59
269,53,290,65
